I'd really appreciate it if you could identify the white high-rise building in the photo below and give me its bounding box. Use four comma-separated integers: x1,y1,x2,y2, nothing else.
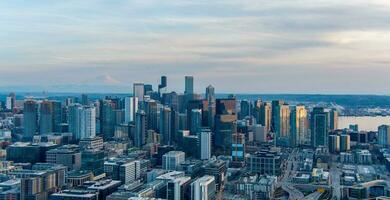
124,97,138,123
191,176,216,200
133,83,145,102
69,104,96,140
6,97,13,110
198,131,211,160
80,106,96,139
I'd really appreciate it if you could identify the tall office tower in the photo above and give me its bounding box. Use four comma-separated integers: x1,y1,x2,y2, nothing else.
171,110,180,144
185,76,194,95
259,102,272,132
23,99,38,139
310,107,330,148
144,84,153,94
80,106,96,139
39,100,54,135
160,106,172,145
135,110,146,147
378,125,390,146
231,133,245,167
124,97,138,123
329,109,339,131
163,151,186,170
187,100,203,131
190,109,202,134
145,100,158,131
133,82,145,102
52,101,62,132
81,94,89,105
191,176,216,200
206,85,216,129
340,134,351,152
162,92,179,111
290,105,308,147
271,100,284,130
198,130,211,160
68,104,82,140
178,113,187,131
114,109,125,125
239,100,251,120
6,92,15,110
215,98,237,150
158,76,168,96
100,100,116,139
274,103,290,145
329,135,340,153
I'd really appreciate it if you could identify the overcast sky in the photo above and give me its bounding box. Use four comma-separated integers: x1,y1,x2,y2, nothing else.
1,0,390,94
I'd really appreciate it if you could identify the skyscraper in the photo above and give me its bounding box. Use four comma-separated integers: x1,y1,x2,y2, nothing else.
135,110,146,147
274,103,290,145
290,105,308,147
40,100,53,135
259,102,272,132
6,92,15,111
378,125,390,146
340,134,351,152
206,85,216,129
158,76,168,96
133,83,145,102
239,100,250,120
214,98,237,150
80,106,96,139
124,97,138,123
162,92,179,111
198,130,211,160
185,76,194,95
311,107,329,148
23,99,38,139
144,99,158,131
187,100,203,132
52,101,62,133
329,109,339,131
329,135,340,153
99,100,116,139
81,94,89,105
190,109,202,134
68,104,82,140
271,100,284,132
160,106,172,145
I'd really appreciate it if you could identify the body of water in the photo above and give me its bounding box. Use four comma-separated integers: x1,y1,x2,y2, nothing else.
338,116,390,131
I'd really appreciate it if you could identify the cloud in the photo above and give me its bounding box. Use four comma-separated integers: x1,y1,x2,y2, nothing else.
1,0,390,94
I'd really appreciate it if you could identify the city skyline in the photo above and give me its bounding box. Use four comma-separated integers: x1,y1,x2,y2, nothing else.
2,0,390,94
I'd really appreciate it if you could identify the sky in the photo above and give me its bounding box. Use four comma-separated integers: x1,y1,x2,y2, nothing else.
1,0,390,94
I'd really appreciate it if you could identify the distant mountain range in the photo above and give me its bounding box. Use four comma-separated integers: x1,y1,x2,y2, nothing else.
0,91,389,109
